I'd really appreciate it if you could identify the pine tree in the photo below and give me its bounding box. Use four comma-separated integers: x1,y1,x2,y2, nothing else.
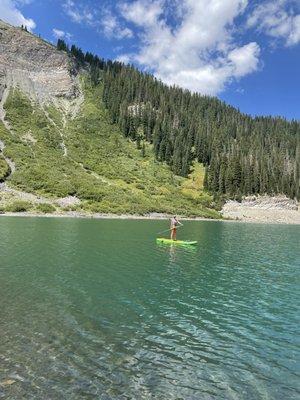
64,41,299,200
57,39,68,52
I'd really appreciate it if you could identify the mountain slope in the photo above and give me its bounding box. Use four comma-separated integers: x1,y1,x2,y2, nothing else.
0,20,223,218
100,64,299,201
0,78,218,217
0,20,298,219
55,37,299,201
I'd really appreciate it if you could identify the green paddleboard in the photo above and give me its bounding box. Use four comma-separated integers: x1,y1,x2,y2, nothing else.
156,238,197,246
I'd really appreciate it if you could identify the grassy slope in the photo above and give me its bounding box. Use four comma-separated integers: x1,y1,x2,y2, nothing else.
0,80,220,218
0,155,10,181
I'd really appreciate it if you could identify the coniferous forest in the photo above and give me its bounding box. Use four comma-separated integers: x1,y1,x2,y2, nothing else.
59,40,300,201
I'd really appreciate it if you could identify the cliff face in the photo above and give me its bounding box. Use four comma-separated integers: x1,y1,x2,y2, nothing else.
0,20,81,112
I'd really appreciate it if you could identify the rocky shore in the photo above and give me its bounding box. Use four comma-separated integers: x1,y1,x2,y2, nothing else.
0,211,219,221
222,195,300,224
1,196,300,225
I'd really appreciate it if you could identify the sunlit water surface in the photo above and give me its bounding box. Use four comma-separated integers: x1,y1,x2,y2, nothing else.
0,217,299,399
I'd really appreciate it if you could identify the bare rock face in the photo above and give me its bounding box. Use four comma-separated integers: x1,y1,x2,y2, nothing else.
222,195,300,224
224,195,298,211
0,20,82,112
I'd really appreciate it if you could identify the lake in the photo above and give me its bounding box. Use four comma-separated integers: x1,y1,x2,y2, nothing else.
0,217,299,399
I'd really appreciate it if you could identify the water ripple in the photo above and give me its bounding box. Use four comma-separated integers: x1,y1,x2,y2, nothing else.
0,218,299,399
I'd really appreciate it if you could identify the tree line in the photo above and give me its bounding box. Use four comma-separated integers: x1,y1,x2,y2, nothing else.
57,39,300,200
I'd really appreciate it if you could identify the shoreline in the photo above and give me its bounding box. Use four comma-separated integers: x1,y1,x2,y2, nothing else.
0,211,300,225
0,211,221,222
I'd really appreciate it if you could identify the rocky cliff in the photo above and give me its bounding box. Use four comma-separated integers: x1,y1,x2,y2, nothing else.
0,19,82,116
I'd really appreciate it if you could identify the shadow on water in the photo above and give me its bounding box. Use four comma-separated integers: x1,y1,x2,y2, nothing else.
0,217,299,399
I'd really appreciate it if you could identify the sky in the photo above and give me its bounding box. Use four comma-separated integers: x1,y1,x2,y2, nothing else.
1,0,300,120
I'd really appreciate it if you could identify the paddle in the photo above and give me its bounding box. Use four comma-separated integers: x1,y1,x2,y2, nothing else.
157,224,183,235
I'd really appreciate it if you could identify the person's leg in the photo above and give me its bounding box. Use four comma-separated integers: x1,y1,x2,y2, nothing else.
173,228,177,240
171,228,175,240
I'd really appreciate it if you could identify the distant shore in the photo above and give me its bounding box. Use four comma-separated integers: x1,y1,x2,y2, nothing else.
1,210,300,225
0,211,221,222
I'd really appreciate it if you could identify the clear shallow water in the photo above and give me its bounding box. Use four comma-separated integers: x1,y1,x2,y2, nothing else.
0,217,299,400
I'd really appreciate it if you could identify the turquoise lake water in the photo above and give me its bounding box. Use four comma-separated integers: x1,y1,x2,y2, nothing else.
0,217,299,399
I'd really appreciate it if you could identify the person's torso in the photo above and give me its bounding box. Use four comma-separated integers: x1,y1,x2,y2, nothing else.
171,218,178,227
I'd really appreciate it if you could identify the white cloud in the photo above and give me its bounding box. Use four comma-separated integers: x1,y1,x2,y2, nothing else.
118,0,260,95
120,0,163,27
228,42,260,77
0,0,36,31
156,42,260,95
102,12,133,39
63,0,95,26
288,15,300,45
247,0,300,46
62,1,133,40
52,28,72,41
58,0,297,95
116,53,131,64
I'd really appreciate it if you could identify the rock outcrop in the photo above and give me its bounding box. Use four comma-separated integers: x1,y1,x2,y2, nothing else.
222,195,300,224
0,19,82,114
224,196,298,211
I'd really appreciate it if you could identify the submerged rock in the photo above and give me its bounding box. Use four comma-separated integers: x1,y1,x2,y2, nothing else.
0,379,16,386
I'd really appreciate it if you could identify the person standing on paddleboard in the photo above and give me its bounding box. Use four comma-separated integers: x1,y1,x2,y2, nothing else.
170,216,182,240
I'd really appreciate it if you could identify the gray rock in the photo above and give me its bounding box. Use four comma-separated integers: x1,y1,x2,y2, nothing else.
0,19,83,115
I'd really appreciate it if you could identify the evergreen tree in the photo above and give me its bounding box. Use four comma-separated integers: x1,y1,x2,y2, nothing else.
57,39,68,52
64,41,300,200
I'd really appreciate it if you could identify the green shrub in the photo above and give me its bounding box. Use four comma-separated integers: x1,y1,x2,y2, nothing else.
5,200,32,212
61,205,80,212
36,203,56,213
135,183,145,190
0,157,10,181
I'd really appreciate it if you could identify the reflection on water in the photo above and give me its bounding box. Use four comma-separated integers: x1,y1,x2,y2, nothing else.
0,217,299,399
157,243,197,264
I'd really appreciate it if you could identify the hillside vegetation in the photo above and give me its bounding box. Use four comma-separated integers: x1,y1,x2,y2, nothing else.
57,42,299,201
0,79,219,218
58,40,300,199
101,65,299,201
0,154,10,181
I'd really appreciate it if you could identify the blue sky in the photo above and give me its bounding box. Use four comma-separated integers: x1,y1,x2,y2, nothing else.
1,0,300,120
